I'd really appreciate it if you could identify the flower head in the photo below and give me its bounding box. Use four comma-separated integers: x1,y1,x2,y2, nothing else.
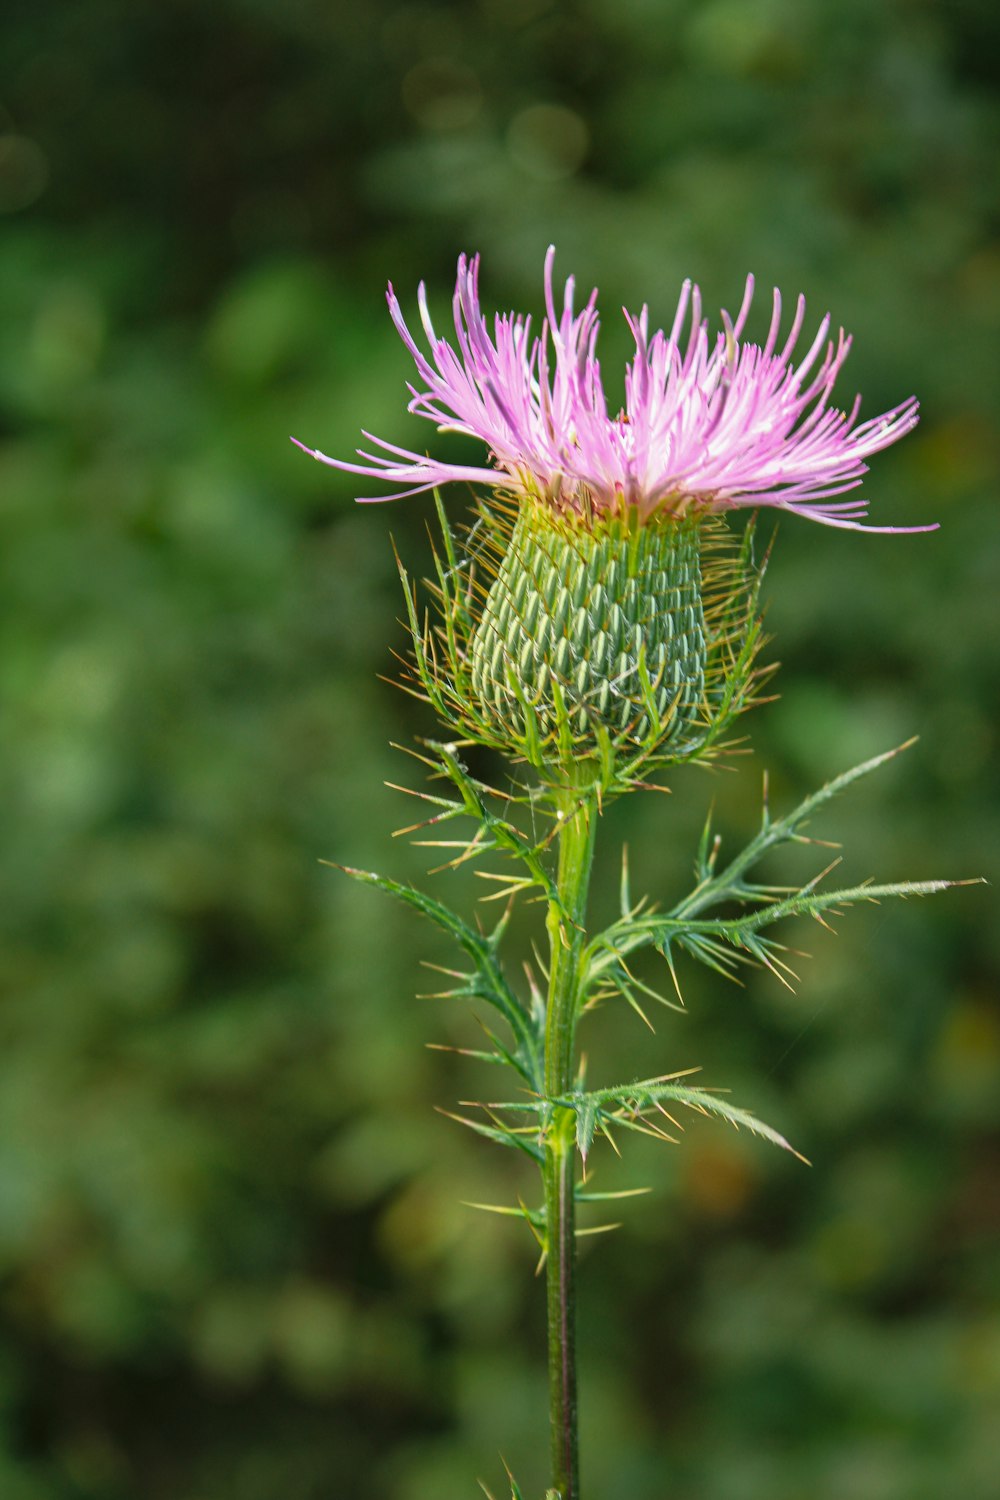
294,248,930,533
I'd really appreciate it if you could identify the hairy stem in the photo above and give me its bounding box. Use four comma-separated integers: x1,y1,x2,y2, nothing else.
544,783,598,1500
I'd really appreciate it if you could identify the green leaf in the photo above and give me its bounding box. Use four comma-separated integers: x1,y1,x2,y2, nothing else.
551,1075,808,1162
462,1198,545,1233
428,740,560,903
580,742,972,1000
576,1096,599,1161
437,1107,545,1164
673,740,922,922
329,862,541,1086
477,1461,531,1500
576,1186,652,1204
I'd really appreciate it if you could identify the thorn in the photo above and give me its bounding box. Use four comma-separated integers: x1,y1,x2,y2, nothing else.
576,1185,652,1202
518,1195,546,1249
636,1118,680,1144
662,947,686,1009
653,1101,685,1132
646,1066,702,1084
757,950,797,992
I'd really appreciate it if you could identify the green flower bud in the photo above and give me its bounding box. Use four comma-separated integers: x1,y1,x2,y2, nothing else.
469,502,705,750
400,495,767,792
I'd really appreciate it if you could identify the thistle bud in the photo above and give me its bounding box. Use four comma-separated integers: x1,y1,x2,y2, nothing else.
469,501,705,751
403,495,764,788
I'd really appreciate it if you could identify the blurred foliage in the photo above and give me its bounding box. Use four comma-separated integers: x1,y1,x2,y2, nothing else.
0,0,997,1496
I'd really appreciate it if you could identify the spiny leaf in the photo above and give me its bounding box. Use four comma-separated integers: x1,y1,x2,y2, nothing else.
556,1077,808,1163
329,862,541,1085
477,1456,530,1500
576,1096,599,1162
673,739,922,923
426,1042,517,1070
694,799,720,882
582,737,970,995
576,1186,652,1203
462,1199,545,1232
619,842,632,918
428,740,561,901
637,1085,807,1162
436,1108,545,1164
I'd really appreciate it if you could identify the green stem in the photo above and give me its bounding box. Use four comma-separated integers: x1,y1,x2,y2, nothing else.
544,782,598,1500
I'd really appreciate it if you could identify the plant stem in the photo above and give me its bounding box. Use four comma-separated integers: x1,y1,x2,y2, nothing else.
543,783,598,1500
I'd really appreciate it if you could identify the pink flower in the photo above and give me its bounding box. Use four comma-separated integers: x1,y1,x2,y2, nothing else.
293,248,931,533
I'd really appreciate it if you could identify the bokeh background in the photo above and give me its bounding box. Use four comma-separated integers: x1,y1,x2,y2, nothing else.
1,2,998,1497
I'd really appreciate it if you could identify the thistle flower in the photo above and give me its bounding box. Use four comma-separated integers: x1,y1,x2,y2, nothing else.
294,252,927,783
301,254,951,1500
293,246,927,534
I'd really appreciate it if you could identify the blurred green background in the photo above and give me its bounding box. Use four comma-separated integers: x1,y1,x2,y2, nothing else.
1,2,997,1497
